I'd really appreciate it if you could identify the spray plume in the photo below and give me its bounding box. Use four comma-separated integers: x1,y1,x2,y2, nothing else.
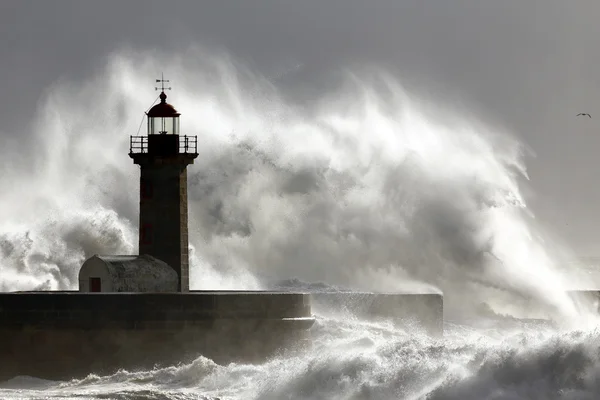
0,45,589,322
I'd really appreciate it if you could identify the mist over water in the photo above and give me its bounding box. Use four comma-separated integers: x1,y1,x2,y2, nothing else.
0,46,585,318
2,46,600,398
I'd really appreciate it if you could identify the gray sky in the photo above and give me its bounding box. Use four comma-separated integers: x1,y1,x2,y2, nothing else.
2,0,600,254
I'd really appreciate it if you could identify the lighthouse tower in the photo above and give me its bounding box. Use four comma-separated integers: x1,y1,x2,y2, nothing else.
128,78,198,292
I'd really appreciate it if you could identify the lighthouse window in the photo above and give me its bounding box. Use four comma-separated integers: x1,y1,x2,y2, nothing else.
149,117,178,135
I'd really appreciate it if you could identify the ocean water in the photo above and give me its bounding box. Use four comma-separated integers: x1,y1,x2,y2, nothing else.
1,46,600,398
2,314,600,399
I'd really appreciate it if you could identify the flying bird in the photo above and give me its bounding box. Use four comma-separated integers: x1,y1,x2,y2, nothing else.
577,113,592,118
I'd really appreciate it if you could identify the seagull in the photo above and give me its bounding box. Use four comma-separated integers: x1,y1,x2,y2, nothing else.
577,113,592,118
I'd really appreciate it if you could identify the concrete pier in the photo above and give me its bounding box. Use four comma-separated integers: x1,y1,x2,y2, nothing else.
0,291,314,381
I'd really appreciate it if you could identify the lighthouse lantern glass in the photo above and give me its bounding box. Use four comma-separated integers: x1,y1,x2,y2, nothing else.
148,116,180,135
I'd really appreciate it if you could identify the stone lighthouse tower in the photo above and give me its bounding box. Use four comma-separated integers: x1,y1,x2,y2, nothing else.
128,78,198,292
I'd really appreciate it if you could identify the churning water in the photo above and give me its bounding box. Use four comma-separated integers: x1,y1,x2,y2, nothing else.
3,317,600,399
1,46,600,399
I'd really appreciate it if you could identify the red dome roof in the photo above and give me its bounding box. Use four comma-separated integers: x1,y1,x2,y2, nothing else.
147,92,180,118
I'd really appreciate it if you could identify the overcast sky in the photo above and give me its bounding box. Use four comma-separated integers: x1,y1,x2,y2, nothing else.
2,0,600,254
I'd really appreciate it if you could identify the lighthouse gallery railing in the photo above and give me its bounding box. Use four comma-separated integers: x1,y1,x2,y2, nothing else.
129,135,198,154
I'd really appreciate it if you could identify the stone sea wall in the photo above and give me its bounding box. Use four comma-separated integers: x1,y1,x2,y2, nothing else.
0,291,314,380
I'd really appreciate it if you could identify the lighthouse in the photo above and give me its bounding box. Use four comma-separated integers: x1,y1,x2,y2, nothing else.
127,78,198,292
78,78,196,293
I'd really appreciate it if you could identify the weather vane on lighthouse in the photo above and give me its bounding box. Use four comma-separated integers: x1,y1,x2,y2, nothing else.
155,73,172,93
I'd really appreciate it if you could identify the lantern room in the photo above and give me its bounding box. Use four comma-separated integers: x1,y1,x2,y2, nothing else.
147,91,180,135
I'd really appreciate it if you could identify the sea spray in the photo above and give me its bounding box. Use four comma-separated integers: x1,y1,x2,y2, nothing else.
4,318,600,399
0,45,588,321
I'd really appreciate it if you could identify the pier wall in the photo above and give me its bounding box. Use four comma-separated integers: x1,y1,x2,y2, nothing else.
0,292,314,380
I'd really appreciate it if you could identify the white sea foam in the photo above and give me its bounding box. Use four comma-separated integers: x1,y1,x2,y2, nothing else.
2,317,600,399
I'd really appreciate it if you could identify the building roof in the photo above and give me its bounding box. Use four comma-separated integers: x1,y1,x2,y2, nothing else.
94,254,176,279
147,92,180,118
80,254,178,292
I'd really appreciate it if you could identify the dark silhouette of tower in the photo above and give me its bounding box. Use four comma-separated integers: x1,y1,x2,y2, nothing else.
129,78,198,292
